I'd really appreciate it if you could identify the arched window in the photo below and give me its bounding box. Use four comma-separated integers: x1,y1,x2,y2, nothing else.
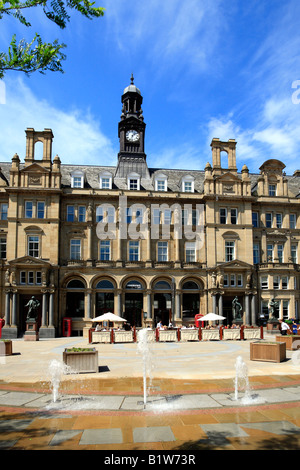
125,280,143,289
96,279,114,289
67,279,85,289
182,281,199,290
154,280,171,290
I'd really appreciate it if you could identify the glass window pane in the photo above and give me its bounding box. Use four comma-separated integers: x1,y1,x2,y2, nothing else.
0,238,6,258
185,242,196,262
25,201,33,218
1,203,8,220
28,236,39,257
37,202,45,219
78,206,86,222
70,239,81,260
129,241,139,261
96,279,114,289
100,240,110,260
67,205,75,222
220,208,227,224
157,241,168,261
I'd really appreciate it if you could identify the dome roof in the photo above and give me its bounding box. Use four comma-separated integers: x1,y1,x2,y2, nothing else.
123,74,141,95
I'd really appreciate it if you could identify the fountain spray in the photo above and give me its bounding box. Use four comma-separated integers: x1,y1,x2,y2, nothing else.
137,329,153,409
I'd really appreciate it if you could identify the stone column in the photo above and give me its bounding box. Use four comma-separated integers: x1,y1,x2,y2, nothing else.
4,290,10,326
245,293,250,325
87,224,92,264
86,290,92,319
117,290,122,317
42,291,48,327
251,293,256,325
49,291,54,327
218,294,223,316
147,291,151,320
11,291,17,327
212,293,216,314
175,291,181,321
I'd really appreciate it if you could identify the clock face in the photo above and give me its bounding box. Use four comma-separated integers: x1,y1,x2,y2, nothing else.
126,130,140,142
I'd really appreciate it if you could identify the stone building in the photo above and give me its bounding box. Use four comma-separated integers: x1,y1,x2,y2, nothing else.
1,77,300,338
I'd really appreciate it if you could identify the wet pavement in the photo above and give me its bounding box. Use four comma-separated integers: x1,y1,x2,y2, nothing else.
1,334,300,452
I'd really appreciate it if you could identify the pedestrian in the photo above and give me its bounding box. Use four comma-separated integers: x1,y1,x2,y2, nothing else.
279,319,289,335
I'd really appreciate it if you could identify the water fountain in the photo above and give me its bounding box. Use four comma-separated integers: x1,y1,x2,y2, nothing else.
137,328,154,408
234,355,252,404
47,359,73,403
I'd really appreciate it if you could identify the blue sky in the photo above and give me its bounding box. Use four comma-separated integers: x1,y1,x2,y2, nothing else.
0,0,300,174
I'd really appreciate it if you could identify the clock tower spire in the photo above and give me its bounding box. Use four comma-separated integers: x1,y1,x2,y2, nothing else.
115,75,149,179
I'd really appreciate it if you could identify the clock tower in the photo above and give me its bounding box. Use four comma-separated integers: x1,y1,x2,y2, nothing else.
115,75,149,179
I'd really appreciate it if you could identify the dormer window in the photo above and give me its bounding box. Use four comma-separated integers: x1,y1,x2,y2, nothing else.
127,172,140,191
99,171,112,190
154,173,167,192
182,175,194,193
71,170,84,188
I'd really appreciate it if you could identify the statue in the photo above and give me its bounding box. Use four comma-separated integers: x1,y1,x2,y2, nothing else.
26,296,40,321
269,298,279,319
232,296,242,320
87,203,93,222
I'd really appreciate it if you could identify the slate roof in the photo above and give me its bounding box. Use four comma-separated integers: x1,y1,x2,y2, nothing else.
0,160,300,196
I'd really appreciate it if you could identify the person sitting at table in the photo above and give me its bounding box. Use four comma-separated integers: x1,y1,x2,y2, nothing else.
95,323,101,331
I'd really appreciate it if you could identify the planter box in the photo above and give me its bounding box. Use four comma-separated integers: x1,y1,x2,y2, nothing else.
114,330,134,343
158,329,178,342
180,328,199,342
275,335,300,351
223,329,241,340
63,348,98,373
201,329,220,341
0,340,12,356
243,328,263,340
250,341,286,363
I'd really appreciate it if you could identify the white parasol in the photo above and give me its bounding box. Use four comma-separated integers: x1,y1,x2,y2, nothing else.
198,313,226,321
92,312,127,322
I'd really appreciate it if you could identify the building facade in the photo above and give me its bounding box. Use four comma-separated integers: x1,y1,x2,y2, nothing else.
1,78,300,338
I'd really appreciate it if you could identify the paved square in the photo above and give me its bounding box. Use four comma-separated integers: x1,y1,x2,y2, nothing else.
133,426,175,443
79,428,123,445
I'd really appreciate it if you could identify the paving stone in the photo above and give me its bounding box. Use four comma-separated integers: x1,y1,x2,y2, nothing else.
79,428,123,445
256,389,300,403
50,430,83,446
199,422,250,447
0,392,45,407
241,421,300,435
133,426,175,443
200,422,249,438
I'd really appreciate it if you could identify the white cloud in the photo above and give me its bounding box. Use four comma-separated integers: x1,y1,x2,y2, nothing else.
206,94,300,174
103,0,225,75
0,77,115,166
